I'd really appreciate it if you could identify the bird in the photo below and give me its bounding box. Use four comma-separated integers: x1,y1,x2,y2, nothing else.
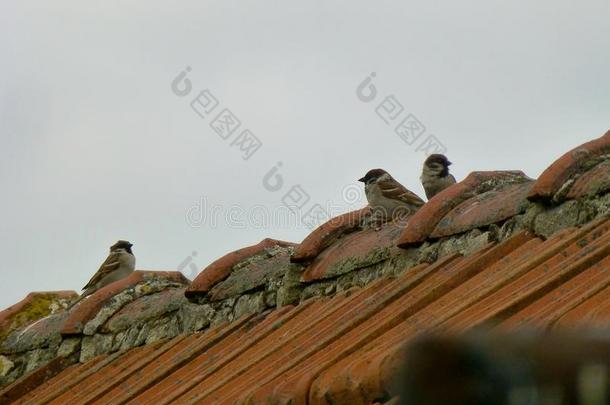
420,154,456,200
74,240,136,304
358,169,425,228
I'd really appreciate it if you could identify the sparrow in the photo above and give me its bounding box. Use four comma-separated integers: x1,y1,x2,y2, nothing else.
420,154,456,199
358,169,425,227
75,240,136,303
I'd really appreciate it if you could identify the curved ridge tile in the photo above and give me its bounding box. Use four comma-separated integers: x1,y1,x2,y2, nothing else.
528,129,610,203
2,310,71,354
61,271,189,336
301,222,405,282
185,238,297,298
431,181,534,238
565,160,610,200
208,250,293,302
398,171,531,248
102,288,187,334
291,207,371,263
0,291,77,343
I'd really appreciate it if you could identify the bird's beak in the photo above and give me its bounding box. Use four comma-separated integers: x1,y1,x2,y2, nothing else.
447,161,452,166
358,177,366,182
128,243,134,247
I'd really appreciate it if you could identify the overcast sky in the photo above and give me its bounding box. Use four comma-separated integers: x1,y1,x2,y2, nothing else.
1,1,609,310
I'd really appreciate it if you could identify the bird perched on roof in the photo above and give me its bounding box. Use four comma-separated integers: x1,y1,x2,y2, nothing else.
358,169,425,228
73,240,136,304
420,154,456,200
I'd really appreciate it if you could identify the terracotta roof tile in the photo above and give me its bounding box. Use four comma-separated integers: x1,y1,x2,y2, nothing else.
46,341,170,405
430,181,533,238
301,221,404,282
208,249,293,301
119,309,294,404
313,224,609,403
224,264,456,404
226,233,525,404
0,355,76,404
528,129,610,202
61,271,189,336
0,291,76,345
4,133,610,404
499,255,610,329
307,233,535,404
555,284,610,328
566,160,610,199
241,259,464,405
310,221,604,403
185,238,297,297
152,303,321,404
13,354,115,405
5,219,610,404
101,288,186,333
441,218,610,333
397,170,531,247
2,308,71,354
291,207,371,263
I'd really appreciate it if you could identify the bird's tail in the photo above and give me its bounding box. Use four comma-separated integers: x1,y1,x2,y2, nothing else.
68,290,92,308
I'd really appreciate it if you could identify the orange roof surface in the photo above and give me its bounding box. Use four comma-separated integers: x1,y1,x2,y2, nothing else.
1,130,610,404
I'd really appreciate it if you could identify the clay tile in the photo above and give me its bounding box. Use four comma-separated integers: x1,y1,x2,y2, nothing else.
430,181,534,238
61,271,189,336
555,285,610,328
185,238,297,298
208,250,293,301
102,288,187,334
565,160,610,200
0,356,75,404
528,129,610,203
301,221,403,282
291,207,371,263
0,291,77,343
397,171,531,248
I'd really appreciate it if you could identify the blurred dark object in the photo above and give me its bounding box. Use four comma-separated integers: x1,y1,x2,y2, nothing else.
393,330,610,405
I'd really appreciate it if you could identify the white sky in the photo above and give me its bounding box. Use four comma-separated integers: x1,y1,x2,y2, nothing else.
1,0,609,309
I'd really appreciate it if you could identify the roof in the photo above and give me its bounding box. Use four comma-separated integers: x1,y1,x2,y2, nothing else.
1,129,610,404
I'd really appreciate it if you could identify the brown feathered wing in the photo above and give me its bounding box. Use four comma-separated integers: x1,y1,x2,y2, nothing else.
82,251,122,291
377,178,425,207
